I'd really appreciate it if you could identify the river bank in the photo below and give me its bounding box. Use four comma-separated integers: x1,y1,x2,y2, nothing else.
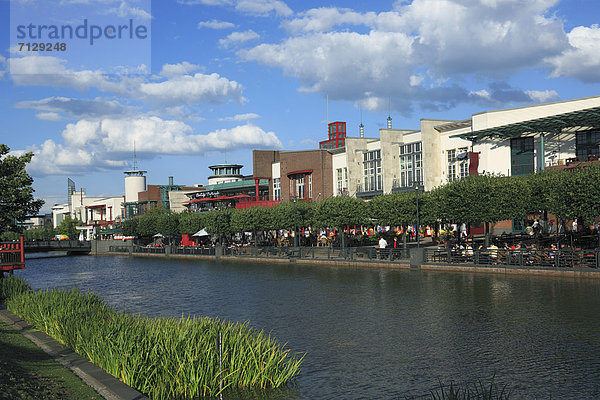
14,253,600,399
93,239,600,279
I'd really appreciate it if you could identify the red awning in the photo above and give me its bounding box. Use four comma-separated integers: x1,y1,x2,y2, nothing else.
183,198,203,204
287,169,313,176
230,194,252,198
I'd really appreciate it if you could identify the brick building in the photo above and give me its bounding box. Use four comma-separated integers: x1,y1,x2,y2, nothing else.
253,149,334,202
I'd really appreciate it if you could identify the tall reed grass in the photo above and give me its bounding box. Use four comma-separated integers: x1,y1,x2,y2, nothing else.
4,282,303,399
0,275,31,303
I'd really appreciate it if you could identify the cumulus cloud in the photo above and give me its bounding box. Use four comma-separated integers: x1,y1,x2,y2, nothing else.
548,25,600,82
0,56,5,79
219,30,260,48
62,117,281,153
24,139,127,176
281,7,376,34
104,1,152,19
9,56,129,93
16,97,133,119
22,116,282,175
525,89,560,103
139,73,244,105
159,62,203,78
235,0,292,17
243,0,570,112
198,19,236,29
8,56,244,106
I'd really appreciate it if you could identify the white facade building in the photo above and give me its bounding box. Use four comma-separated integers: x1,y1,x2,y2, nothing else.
330,95,600,199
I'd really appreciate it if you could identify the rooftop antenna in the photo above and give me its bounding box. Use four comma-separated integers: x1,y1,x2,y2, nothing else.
387,97,392,129
359,106,364,138
133,140,138,171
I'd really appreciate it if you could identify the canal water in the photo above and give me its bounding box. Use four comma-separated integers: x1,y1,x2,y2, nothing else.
16,255,600,399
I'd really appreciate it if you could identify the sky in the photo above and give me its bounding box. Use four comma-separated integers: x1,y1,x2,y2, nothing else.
2,0,600,213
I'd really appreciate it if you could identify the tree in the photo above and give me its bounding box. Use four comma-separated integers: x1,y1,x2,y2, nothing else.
0,144,44,234
55,215,82,238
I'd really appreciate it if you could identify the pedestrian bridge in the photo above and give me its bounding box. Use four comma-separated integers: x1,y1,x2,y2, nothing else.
24,240,91,254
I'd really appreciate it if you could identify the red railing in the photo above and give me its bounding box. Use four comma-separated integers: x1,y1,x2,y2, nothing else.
0,236,25,272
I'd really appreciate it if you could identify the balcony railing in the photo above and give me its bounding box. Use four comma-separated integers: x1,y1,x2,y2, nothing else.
392,179,423,192
355,183,383,197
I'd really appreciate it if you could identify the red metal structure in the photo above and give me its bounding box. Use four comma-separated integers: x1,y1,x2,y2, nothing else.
0,236,25,274
319,121,346,150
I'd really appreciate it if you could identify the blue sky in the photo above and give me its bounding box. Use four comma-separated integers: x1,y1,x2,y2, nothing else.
2,0,600,212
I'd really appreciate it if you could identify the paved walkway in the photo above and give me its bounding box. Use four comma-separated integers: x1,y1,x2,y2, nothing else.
0,308,148,400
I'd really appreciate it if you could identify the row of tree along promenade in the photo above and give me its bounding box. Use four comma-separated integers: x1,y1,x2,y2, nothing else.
98,166,600,275
114,165,600,248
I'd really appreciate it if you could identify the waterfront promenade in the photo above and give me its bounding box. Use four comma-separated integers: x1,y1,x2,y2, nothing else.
95,239,600,279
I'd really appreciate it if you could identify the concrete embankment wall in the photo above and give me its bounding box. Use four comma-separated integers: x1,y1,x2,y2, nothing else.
92,242,600,279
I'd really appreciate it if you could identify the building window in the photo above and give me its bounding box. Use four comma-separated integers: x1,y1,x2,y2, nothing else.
297,176,305,199
399,142,423,187
336,167,348,195
447,147,468,182
576,130,600,160
363,149,382,192
510,137,534,176
308,174,312,199
273,178,280,201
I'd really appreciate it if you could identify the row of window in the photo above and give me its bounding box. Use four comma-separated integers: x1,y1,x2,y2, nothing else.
277,132,600,196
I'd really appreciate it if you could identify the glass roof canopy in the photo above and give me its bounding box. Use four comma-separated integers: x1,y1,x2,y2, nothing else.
451,105,600,141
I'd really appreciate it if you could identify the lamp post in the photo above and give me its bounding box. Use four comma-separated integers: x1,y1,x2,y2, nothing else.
292,196,298,247
415,184,420,248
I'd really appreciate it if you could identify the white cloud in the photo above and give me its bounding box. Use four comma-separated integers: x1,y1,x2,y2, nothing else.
241,31,415,100
219,113,260,121
243,0,569,112
547,25,600,82
178,0,291,17
219,30,260,48
9,56,128,93
159,62,203,78
139,73,244,105
198,19,236,29
281,7,376,34
235,0,292,16
104,1,152,19
0,55,5,79
16,97,132,118
525,89,559,103
177,0,233,5
8,56,244,106
36,112,62,121
469,89,492,101
61,117,282,154
22,116,282,175
24,139,126,176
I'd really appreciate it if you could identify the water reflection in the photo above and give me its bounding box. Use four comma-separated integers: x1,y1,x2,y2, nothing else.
17,255,600,399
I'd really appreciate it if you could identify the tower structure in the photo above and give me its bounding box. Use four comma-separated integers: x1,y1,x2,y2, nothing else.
319,121,346,149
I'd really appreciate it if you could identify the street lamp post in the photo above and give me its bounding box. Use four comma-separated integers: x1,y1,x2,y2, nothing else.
415,184,420,248
292,196,298,247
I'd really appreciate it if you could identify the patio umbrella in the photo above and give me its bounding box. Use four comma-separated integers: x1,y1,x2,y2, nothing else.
153,233,164,238
193,228,210,237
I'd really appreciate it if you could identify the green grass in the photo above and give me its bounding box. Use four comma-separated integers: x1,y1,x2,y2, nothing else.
428,378,511,400
0,275,31,304
0,320,103,400
3,279,303,399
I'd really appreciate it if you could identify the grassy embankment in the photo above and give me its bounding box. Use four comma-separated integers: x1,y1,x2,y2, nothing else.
0,277,103,400
0,275,303,399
